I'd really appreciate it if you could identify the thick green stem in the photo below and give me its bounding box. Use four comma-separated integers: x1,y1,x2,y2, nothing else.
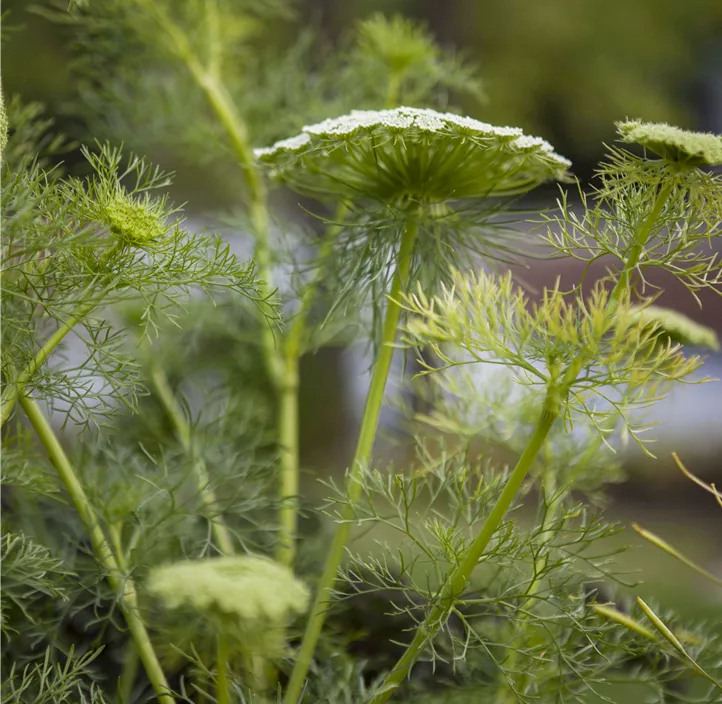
1,302,95,428
370,397,559,704
19,396,175,704
283,221,419,703
385,72,402,109
611,181,674,301
182,55,282,390
149,365,235,556
276,360,300,566
216,632,231,704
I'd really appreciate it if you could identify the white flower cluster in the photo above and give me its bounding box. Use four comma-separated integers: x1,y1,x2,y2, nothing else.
254,107,571,169
148,555,310,624
253,133,311,159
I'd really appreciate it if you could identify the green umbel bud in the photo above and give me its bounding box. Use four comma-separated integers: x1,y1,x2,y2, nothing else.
102,193,167,246
617,120,722,166
629,304,719,350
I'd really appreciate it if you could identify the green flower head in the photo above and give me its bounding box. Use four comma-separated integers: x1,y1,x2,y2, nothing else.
0,85,7,162
617,120,722,166
255,107,570,204
147,555,309,626
101,191,168,246
65,144,179,252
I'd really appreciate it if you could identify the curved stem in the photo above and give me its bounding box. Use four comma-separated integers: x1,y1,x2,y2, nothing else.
283,221,419,703
1,301,95,428
19,395,175,704
371,397,559,704
149,365,235,556
170,29,282,389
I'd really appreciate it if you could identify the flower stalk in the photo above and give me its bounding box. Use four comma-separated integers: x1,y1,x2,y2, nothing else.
283,220,419,703
134,1,322,570
18,395,175,704
276,224,343,566
216,631,231,704
611,180,675,300
371,393,560,703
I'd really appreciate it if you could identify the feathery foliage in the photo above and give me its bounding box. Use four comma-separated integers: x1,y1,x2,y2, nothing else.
2,4,722,704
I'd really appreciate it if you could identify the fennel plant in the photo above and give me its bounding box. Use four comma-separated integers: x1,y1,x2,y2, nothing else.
2,6,722,704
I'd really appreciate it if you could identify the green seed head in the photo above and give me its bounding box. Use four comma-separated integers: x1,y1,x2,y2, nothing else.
617,120,722,166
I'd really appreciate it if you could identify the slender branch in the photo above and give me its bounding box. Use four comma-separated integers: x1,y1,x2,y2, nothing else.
120,639,140,704
1,301,95,428
172,34,282,389
498,470,564,702
149,364,235,556
283,221,419,703
19,395,175,704
276,224,342,566
611,181,674,300
370,395,559,703
131,0,282,383
1,243,124,428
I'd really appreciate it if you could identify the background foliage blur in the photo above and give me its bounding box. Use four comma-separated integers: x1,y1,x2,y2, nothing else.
5,0,722,169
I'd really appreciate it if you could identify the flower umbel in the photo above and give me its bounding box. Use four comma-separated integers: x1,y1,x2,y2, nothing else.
256,107,571,319
147,554,310,626
617,120,722,166
255,106,570,202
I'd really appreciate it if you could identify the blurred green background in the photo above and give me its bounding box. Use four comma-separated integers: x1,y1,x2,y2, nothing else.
5,0,722,168
2,2,722,697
